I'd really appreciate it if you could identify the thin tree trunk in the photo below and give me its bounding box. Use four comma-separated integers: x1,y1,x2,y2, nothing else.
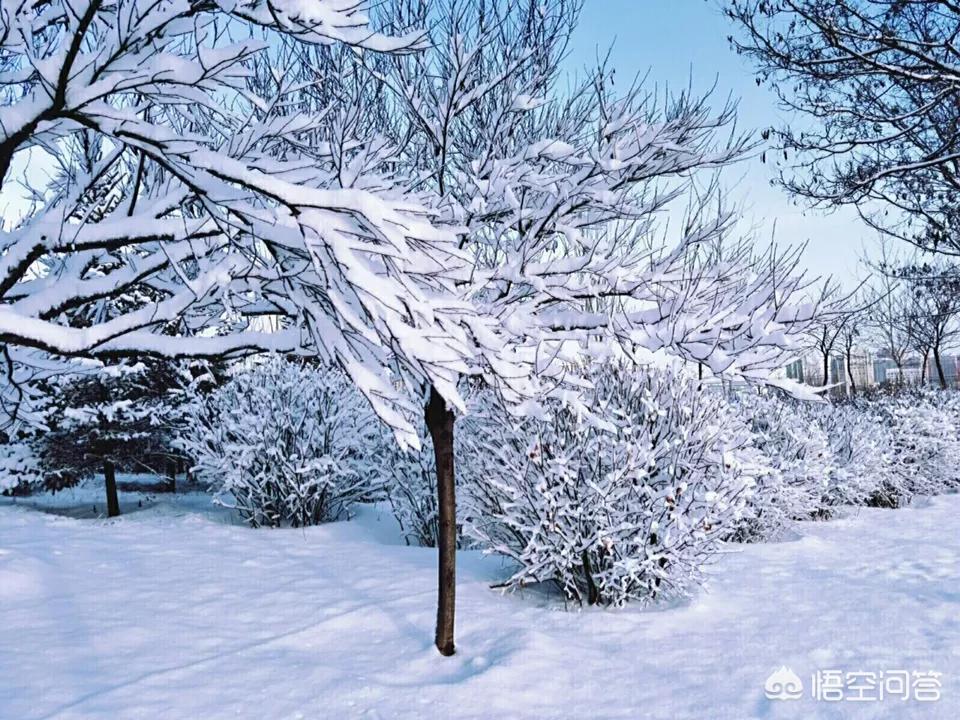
921,350,929,385
166,458,176,493
846,350,856,396
933,346,948,389
103,460,120,517
822,351,830,387
581,550,600,606
425,386,456,656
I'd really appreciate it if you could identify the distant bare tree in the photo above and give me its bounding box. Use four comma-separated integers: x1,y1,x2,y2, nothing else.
808,284,857,388
726,1,960,257
839,297,870,396
864,242,912,385
899,264,960,388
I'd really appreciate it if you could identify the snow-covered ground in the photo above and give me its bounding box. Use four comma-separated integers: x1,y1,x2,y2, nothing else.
1,485,956,720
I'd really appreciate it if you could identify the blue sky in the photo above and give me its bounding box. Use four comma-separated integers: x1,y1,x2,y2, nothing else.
566,0,869,285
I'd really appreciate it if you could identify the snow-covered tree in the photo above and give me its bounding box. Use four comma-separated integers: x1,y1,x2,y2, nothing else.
0,0,508,655
864,259,912,386
0,0,488,452
176,356,379,527
898,263,960,389
313,0,833,653
0,0,831,655
39,360,183,514
802,283,859,389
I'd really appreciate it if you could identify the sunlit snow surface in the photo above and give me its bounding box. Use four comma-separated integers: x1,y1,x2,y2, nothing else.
1,484,957,719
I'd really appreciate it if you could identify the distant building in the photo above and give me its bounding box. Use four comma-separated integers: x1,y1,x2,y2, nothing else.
784,358,804,383
874,357,897,385
796,349,877,396
831,350,875,394
785,347,952,394
902,367,922,385
801,353,830,387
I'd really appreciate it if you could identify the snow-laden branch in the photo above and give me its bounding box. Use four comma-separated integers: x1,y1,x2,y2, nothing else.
343,0,828,413
0,0,473,447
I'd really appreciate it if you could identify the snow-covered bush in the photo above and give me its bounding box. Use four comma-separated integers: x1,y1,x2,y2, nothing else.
867,389,960,506
176,357,379,528
812,400,893,508
729,391,833,540
940,390,960,428
728,387,960,520
377,424,444,547
460,362,755,606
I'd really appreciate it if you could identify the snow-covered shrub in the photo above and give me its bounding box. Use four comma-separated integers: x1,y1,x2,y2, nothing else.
377,424,444,547
867,389,960,506
897,392,960,492
176,357,379,528
814,401,890,507
460,362,755,606
728,391,833,540
730,387,960,518
940,390,960,428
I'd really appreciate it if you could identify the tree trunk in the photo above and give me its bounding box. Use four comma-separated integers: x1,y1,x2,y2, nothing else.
845,350,856,396
933,346,948,389
425,386,456,656
822,351,830,387
921,350,929,385
581,550,600,606
103,460,120,517
166,458,177,493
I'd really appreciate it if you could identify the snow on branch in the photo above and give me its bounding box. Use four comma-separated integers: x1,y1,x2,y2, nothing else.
345,0,830,410
0,0,469,446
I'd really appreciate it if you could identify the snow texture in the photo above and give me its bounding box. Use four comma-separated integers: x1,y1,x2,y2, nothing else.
1,484,957,720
